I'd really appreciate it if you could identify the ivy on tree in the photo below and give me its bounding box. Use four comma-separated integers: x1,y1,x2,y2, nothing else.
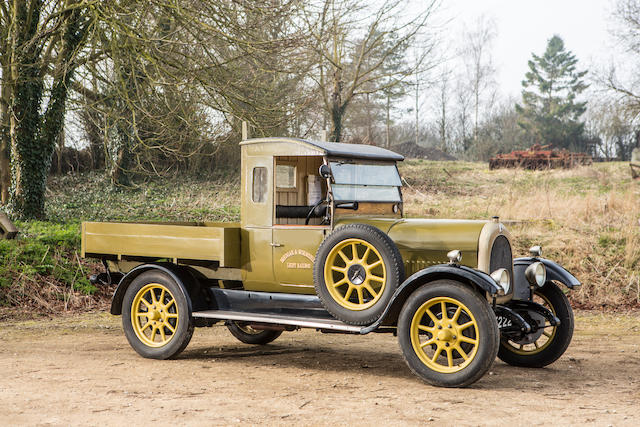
516,35,589,150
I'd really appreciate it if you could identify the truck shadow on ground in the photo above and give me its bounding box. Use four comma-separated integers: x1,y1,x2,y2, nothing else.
178,341,582,390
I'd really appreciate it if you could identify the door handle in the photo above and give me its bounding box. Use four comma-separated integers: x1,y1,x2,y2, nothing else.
270,243,283,247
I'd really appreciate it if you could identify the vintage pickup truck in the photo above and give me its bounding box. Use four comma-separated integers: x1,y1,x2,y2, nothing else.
82,137,580,387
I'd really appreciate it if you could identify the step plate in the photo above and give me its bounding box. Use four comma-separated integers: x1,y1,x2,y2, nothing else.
192,310,363,333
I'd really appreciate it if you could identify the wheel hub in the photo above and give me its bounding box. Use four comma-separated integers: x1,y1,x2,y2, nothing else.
437,329,454,342
514,311,545,345
323,238,387,310
347,264,366,285
148,309,161,321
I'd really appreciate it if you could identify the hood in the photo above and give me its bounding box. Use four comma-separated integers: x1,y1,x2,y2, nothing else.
335,217,491,275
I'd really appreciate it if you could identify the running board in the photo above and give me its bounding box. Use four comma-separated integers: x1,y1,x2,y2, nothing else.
192,310,364,333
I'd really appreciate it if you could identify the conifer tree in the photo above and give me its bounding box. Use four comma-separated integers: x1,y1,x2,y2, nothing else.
516,35,589,150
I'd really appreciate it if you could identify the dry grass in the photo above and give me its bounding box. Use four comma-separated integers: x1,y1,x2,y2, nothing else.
0,277,115,321
400,160,640,309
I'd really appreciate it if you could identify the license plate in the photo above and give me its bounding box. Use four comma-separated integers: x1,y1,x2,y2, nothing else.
496,316,512,328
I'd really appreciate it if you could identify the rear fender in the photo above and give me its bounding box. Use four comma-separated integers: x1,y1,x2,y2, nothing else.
361,265,500,333
110,263,206,315
513,257,581,301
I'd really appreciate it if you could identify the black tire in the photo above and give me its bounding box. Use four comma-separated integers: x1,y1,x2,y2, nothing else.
122,271,194,359
226,321,283,345
313,223,404,325
498,281,574,368
397,280,500,387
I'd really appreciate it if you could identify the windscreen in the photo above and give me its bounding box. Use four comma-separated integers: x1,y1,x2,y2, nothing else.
329,162,402,202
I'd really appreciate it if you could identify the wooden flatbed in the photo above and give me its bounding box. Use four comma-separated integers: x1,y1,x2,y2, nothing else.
81,221,241,267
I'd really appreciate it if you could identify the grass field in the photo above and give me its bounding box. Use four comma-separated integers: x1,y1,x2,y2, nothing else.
1,160,638,314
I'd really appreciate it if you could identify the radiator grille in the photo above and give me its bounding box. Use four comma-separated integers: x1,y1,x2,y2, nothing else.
490,235,513,282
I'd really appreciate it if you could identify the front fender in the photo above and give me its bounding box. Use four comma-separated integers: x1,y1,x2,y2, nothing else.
513,257,581,301
110,263,198,315
361,264,500,333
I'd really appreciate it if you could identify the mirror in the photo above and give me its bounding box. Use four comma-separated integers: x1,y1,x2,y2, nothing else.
319,164,331,179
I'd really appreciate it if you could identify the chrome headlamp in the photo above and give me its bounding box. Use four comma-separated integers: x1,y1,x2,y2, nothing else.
525,261,546,287
447,250,462,265
490,268,510,295
529,245,542,257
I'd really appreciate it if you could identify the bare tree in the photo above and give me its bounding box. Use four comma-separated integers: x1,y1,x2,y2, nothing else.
76,0,313,186
586,98,636,160
460,15,497,144
452,79,472,153
303,0,439,142
434,66,452,152
603,1,640,120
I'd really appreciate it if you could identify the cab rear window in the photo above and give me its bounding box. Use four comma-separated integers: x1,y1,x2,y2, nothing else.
252,167,267,203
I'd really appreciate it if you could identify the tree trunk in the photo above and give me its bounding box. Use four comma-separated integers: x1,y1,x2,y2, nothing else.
81,106,105,170
329,68,344,142
385,94,391,148
330,102,344,143
9,0,46,219
0,62,11,204
56,128,64,174
440,96,446,152
415,77,419,146
109,119,133,187
474,81,479,143
365,93,372,144
9,1,86,219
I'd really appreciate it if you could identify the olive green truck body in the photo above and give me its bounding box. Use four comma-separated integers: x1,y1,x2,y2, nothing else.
82,138,504,295
81,137,580,387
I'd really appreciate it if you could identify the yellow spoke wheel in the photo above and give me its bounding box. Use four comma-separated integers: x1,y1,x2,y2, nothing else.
497,281,574,368
130,283,179,348
410,297,480,374
503,292,556,355
323,238,387,311
397,280,499,387
314,224,404,326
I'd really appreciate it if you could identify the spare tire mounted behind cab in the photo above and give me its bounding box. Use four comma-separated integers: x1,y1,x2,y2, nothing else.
313,223,405,326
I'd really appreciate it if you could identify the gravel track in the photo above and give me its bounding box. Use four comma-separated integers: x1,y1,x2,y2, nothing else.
1,311,639,426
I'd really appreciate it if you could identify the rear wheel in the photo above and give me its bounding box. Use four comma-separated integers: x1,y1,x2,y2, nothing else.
498,281,574,367
226,321,283,345
397,280,499,387
122,271,194,359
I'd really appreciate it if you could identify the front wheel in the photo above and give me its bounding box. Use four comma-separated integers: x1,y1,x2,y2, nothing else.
397,280,500,387
498,281,574,367
226,321,283,345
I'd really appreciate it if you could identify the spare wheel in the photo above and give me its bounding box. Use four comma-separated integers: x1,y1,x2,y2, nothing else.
313,223,404,325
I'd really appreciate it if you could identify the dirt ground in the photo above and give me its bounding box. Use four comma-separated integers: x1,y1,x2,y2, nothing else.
1,311,639,426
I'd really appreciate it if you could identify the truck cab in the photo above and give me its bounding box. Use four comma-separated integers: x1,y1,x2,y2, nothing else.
239,137,403,294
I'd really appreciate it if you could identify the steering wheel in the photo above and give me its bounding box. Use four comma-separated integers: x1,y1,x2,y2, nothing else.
305,199,328,225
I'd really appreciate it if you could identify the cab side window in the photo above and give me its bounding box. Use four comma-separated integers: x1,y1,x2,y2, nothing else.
252,167,267,203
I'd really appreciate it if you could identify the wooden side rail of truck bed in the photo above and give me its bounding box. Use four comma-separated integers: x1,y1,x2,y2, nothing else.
81,221,241,267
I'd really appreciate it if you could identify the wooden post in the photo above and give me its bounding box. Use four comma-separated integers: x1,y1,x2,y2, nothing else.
242,121,250,140
0,212,18,239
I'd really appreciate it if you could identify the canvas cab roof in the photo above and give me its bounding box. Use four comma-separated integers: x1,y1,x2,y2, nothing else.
240,137,404,162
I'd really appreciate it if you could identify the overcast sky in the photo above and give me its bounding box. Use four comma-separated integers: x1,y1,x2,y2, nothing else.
434,0,622,97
